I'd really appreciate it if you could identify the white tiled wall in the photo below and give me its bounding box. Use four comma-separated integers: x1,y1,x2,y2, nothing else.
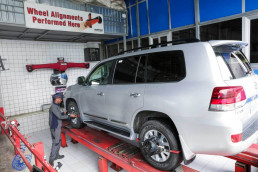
0,39,98,134
10,111,50,135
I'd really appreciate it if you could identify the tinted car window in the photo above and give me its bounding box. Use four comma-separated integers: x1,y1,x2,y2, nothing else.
146,51,186,82
214,45,253,79
88,61,114,85
136,56,146,83
221,52,246,79
113,56,140,84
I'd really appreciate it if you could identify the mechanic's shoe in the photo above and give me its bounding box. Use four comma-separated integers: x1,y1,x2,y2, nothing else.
56,154,65,160
49,160,54,166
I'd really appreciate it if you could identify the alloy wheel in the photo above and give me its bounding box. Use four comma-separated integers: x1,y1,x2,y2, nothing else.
144,129,171,162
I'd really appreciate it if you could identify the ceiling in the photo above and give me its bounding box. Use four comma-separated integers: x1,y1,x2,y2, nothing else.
0,24,123,43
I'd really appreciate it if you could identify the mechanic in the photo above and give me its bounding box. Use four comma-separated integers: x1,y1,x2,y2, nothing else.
49,93,76,166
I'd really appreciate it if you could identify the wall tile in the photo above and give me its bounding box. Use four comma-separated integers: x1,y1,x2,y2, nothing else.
0,39,95,116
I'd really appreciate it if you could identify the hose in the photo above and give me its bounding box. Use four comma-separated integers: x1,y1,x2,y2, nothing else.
12,140,32,171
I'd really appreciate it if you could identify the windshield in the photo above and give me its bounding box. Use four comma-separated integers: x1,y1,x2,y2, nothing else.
214,46,253,80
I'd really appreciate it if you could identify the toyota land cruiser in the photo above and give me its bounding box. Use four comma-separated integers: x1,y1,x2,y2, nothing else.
64,40,258,170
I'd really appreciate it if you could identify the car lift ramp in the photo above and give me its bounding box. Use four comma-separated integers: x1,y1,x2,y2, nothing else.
61,122,197,172
227,144,258,171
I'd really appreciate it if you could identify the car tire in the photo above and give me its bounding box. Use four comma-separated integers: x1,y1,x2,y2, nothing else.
139,120,183,171
67,101,84,129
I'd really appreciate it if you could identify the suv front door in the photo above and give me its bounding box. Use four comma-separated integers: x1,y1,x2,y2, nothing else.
105,56,146,129
80,61,114,121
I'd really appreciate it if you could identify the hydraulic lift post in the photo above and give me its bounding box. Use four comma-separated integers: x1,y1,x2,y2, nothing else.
98,156,108,172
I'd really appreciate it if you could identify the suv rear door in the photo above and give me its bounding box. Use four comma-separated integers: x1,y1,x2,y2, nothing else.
213,42,258,140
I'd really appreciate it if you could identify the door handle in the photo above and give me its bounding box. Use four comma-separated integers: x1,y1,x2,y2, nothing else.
130,93,141,97
97,92,104,96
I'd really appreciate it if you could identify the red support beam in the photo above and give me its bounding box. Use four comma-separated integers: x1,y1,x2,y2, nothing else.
61,132,67,147
110,162,123,171
12,119,21,155
0,107,5,135
33,142,45,171
71,138,79,144
235,161,251,172
98,156,108,172
0,107,4,115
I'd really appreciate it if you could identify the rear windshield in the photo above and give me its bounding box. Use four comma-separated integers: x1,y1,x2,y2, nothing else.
213,46,253,80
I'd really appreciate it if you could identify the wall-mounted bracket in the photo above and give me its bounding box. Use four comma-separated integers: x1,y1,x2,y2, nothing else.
0,56,8,71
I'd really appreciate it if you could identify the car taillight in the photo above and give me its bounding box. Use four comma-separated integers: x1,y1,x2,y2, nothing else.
209,86,246,111
231,133,242,143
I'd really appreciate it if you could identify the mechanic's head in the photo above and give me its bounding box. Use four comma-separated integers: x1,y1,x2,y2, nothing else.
53,93,63,104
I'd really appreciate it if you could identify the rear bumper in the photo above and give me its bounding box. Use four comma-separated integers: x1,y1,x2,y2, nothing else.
179,111,258,157
180,130,258,160
228,130,258,155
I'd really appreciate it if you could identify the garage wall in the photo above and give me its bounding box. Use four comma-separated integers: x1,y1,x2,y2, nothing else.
170,0,195,28
199,0,242,22
0,39,97,133
13,111,50,135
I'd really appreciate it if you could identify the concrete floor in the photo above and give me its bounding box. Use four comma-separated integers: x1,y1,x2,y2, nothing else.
0,133,36,172
0,134,16,172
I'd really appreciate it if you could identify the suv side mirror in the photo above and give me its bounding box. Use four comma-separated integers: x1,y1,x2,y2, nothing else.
77,76,86,85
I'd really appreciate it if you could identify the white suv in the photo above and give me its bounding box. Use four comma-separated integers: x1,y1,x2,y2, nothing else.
64,40,258,171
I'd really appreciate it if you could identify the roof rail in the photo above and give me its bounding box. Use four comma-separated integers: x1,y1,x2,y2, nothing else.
118,38,200,55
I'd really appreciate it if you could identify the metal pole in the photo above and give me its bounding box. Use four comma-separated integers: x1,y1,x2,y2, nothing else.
168,0,171,29
242,0,245,13
194,0,200,39
242,17,250,61
129,7,133,38
146,0,150,35
117,41,120,54
105,45,109,58
123,35,127,52
136,0,141,48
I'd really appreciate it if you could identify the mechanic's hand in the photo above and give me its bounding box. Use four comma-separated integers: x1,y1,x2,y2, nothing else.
70,114,76,118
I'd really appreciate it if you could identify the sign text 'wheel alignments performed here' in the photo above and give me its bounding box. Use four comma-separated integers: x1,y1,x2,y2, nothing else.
24,2,104,34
